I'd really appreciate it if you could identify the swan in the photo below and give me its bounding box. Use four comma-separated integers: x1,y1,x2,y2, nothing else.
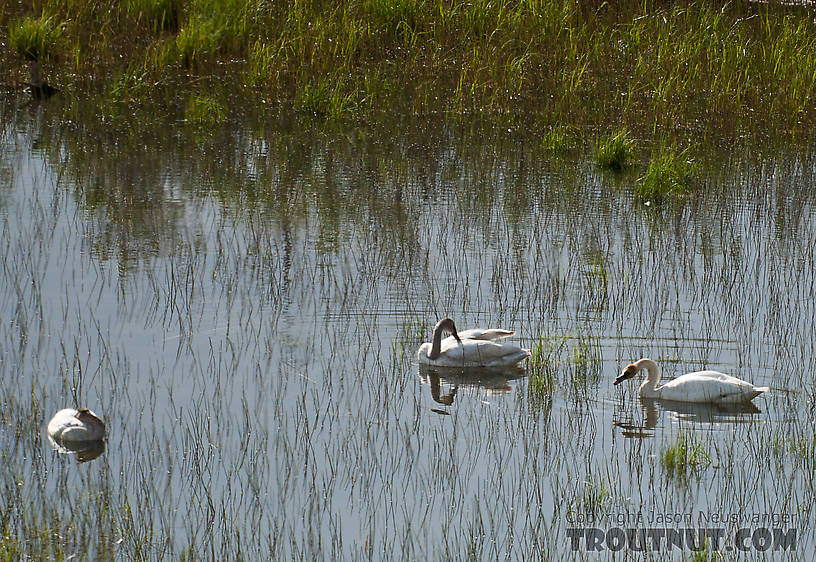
417,318,530,368
47,408,106,442
614,358,769,403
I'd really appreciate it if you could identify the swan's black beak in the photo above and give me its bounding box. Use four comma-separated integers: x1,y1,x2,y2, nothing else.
614,370,635,386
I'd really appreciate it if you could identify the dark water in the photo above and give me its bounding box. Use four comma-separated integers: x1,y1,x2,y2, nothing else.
0,98,812,559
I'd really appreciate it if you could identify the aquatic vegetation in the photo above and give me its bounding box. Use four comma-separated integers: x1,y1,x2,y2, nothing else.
175,17,224,68
8,15,64,62
662,433,712,480
294,79,359,118
529,332,600,399
1,100,814,558
126,0,181,32
567,479,612,521
635,147,696,201
185,94,226,125
686,538,725,561
541,125,579,152
595,129,635,170
3,1,816,138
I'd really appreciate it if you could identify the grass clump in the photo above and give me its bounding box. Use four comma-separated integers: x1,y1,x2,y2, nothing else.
294,79,358,119
687,538,725,562
662,433,711,480
567,479,611,521
595,129,635,170
175,17,224,68
528,338,556,400
635,148,696,201
8,15,64,62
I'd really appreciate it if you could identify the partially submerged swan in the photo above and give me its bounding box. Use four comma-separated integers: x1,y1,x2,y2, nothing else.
614,358,769,403
47,408,106,442
417,318,530,368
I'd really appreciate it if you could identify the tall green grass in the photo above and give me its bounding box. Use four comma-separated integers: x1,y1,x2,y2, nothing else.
5,1,816,132
635,147,696,201
595,129,636,170
9,15,64,61
662,433,712,480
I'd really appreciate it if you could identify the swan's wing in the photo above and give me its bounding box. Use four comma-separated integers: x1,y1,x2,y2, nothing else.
435,339,530,367
660,371,768,402
442,328,515,346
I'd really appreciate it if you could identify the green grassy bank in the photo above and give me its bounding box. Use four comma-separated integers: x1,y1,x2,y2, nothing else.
3,1,816,137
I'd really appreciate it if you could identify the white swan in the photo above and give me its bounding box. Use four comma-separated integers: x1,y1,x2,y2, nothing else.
614,358,769,403
417,318,530,368
47,408,106,442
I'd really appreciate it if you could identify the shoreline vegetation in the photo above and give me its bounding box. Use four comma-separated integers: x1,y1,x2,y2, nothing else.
3,1,816,137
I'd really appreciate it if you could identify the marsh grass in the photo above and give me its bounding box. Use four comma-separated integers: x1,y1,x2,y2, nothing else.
174,17,224,69
529,332,600,399
2,97,816,558
126,0,181,33
4,1,816,137
686,538,725,562
662,433,712,481
595,129,635,171
635,147,697,201
567,479,612,522
185,94,226,126
541,125,579,152
8,15,64,61
294,79,359,119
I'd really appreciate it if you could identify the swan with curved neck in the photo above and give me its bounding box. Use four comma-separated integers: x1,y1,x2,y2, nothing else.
614,358,769,403
47,408,106,442
417,318,529,368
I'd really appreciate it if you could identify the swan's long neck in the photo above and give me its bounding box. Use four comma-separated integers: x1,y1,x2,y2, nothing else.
637,359,661,398
427,325,445,360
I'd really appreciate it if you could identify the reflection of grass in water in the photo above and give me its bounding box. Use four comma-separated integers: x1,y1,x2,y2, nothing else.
5,84,816,559
662,433,712,480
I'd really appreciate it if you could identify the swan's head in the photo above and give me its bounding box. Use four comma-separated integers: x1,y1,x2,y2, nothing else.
614,362,639,385
76,408,106,435
435,317,461,343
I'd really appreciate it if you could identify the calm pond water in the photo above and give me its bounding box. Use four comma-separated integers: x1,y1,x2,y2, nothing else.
0,99,813,560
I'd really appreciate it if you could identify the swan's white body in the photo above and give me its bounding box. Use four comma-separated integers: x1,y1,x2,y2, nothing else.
615,358,769,404
47,408,106,442
441,328,515,347
418,318,529,368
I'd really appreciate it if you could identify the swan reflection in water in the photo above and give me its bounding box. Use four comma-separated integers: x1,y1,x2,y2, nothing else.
419,364,527,414
46,434,106,463
614,398,763,438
